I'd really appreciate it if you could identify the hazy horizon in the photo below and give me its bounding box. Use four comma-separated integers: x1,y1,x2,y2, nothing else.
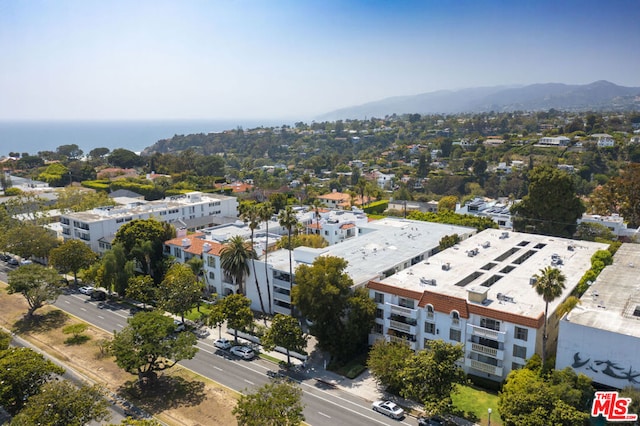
2,0,639,121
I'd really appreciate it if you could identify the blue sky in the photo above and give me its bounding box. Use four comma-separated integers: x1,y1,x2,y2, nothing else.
1,0,639,121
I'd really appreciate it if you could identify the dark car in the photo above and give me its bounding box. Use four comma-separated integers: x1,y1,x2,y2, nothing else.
418,415,450,426
90,290,107,301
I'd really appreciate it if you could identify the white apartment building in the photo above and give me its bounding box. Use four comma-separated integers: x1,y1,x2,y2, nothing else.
556,243,640,389
578,213,639,240
455,197,514,229
61,191,238,253
248,218,475,315
538,136,571,146
305,208,370,245
366,229,607,382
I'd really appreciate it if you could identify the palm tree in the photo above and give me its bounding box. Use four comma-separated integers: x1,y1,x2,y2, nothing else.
220,235,255,296
310,198,325,235
240,203,266,315
532,266,566,366
258,201,274,313
278,206,299,315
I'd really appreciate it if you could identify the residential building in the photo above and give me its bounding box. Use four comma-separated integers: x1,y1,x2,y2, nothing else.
366,229,607,382
538,136,571,146
250,218,474,315
591,133,615,147
455,197,515,229
317,191,351,210
578,213,639,240
556,244,640,389
61,191,238,253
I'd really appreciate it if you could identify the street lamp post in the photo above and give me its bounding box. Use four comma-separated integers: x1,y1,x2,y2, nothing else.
488,408,492,426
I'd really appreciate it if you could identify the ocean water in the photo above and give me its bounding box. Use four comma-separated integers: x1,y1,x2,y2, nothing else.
0,119,288,157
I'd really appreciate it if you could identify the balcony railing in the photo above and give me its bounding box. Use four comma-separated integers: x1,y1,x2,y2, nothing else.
388,303,417,318
465,358,503,377
467,323,506,342
389,320,413,333
387,335,417,350
467,342,504,360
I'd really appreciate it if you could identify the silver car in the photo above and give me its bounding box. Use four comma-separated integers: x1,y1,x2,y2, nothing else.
372,400,404,419
230,345,255,360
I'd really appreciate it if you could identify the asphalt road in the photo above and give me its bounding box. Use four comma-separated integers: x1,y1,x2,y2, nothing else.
0,262,419,426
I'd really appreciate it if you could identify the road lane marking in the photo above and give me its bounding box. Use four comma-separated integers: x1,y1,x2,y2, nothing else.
213,366,223,371
116,324,124,328
80,308,87,312
97,315,104,319
318,412,331,418
64,300,70,304
243,379,254,385
199,347,213,355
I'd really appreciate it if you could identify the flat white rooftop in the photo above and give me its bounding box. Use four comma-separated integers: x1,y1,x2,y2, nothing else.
266,217,475,286
565,243,640,338
378,229,608,319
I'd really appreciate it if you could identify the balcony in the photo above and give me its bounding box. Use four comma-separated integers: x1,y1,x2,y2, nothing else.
387,303,418,319
388,319,417,334
387,335,417,351
465,358,503,377
467,342,504,360
467,323,506,342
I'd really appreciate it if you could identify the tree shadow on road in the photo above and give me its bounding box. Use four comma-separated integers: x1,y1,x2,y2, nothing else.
13,309,68,333
119,374,206,414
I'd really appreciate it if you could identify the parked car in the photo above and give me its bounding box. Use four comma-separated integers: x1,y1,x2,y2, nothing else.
418,415,449,426
90,290,107,301
0,253,11,262
230,345,255,360
7,257,19,266
213,338,232,350
372,400,404,419
79,286,95,295
173,320,186,332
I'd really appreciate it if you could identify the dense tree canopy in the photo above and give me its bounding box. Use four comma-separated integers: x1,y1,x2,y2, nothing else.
233,381,305,426
7,263,65,317
219,294,254,344
110,310,198,384
261,314,308,365
158,263,203,322
49,239,97,284
512,165,585,237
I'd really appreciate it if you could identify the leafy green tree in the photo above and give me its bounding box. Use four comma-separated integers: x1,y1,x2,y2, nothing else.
439,233,460,250
278,206,298,315
110,310,198,384
437,195,458,212
498,367,593,426
7,264,64,317
292,256,373,361
63,323,89,341
573,221,615,242
56,143,84,160
158,263,203,322
220,294,254,344
367,340,414,392
205,303,226,339
49,239,97,285
399,340,466,415
101,244,135,295
88,147,110,162
10,381,110,426
108,148,144,168
54,187,115,213
511,165,585,237
532,266,566,366
0,330,10,350
275,233,327,250
0,347,65,415
233,381,305,426
261,314,307,365
114,218,175,282
220,235,255,296
2,223,59,260
125,275,157,309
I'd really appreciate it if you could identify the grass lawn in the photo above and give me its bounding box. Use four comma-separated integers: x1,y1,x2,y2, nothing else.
452,385,503,426
184,303,214,322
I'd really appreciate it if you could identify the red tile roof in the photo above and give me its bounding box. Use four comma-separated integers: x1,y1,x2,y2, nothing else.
165,234,225,256
340,223,356,230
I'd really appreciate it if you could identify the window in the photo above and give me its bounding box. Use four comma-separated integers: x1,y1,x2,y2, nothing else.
208,272,215,280
513,344,527,359
426,305,434,319
374,292,384,304
399,298,415,309
480,318,500,331
207,256,216,268
451,311,460,326
375,308,384,319
512,362,524,371
424,322,436,334
374,323,383,334
173,247,182,258
514,326,528,341
449,328,461,342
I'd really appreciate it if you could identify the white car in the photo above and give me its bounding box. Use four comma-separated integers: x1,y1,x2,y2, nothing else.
173,320,186,332
213,338,231,350
79,286,95,295
372,400,404,419
230,345,255,360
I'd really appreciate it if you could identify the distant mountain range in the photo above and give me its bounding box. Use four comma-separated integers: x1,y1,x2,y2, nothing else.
319,80,640,120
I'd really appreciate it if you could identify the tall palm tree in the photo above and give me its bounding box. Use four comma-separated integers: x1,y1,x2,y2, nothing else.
310,198,325,235
533,266,566,366
240,203,266,315
258,201,274,313
278,206,299,315
220,235,255,296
